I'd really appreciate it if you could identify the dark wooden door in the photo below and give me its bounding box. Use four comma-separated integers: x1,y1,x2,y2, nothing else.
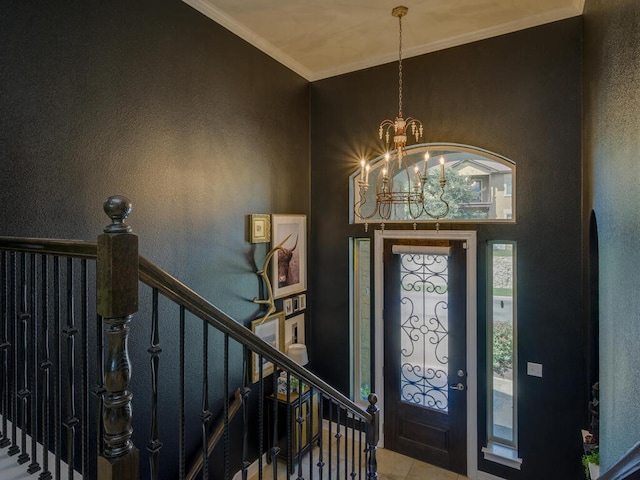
383,239,467,474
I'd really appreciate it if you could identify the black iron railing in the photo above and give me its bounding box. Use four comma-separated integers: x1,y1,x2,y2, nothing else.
0,196,379,480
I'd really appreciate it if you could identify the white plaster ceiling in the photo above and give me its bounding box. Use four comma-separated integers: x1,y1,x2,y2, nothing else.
183,0,584,81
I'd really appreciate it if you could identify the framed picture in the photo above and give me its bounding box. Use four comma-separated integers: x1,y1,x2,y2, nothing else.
249,214,271,243
271,214,307,298
297,293,306,311
250,311,284,383
283,298,294,316
283,314,305,355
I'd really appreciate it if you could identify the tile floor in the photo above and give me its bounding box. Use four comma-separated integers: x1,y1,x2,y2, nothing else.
249,430,469,480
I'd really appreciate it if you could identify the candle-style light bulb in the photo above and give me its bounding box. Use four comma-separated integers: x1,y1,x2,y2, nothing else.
365,164,370,183
423,151,430,178
439,156,445,182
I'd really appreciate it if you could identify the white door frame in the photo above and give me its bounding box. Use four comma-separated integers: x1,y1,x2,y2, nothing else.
374,229,478,479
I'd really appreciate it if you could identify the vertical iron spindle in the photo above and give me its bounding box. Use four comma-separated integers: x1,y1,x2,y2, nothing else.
39,256,52,480
64,257,79,480
200,318,212,479
147,288,162,480
28,254,40,474
179,306,185,480
296,381,304,480
53,256,61,479
17,253,31,465
0,251,8,448
223,333,230,480
316,394,325,480
80,259,89,479
9,252,19,457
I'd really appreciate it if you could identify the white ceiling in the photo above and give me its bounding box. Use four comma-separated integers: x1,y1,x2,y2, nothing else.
182,0,584,81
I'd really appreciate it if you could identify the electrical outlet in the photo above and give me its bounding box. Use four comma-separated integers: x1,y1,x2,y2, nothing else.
527,362,543,377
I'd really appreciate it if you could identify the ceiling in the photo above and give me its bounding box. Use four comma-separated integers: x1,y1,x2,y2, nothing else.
182,0,584,81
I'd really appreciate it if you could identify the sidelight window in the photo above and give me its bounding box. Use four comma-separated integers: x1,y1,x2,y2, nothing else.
352,238,372,404
483,241,522,469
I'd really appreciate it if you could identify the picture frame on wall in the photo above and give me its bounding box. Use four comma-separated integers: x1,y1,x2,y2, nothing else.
283,298,294,316
250,311,284,383
283,314,305,355
271,214,307,299
297,293,306,310
249,214,271,243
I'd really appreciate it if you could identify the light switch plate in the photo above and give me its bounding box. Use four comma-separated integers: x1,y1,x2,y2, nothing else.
527,362,543,377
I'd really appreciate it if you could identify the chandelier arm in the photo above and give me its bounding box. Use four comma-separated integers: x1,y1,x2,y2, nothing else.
420,186,450,220
354,184,383,221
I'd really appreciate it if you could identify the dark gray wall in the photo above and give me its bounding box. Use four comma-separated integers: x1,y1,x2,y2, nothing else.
583,0,640,471
310,19,585,479
1,0,309,478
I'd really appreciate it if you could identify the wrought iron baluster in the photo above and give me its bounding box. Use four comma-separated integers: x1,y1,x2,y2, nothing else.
257,354,264,480
0,251,9,449
295,381,304,480
80,259,89,479
350,413,356,480
269,360,279,480
200,318,212,480
17,253,31,465
63,257,79,480
240,345,251,480
9,252,19,457
343,408,348,480
28,254,40,474
147,288,162,480
316,394,325,480
39,255,52,480
358,418,363,480
328,401,333,480
179,305,185,480
223,333,230,480
92,310,105,470
53,256,61,479
309,386,315,480
335,407,342,479
286,372,292,476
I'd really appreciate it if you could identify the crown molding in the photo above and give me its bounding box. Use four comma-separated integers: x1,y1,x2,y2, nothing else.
181,0,313,80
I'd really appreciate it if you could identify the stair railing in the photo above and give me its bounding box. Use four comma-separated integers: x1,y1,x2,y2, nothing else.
0,196,379,480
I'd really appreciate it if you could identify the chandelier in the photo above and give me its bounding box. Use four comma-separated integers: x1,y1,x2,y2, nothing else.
354,6,449,228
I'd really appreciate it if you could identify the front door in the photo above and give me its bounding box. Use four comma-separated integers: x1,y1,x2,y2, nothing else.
383,239,467,475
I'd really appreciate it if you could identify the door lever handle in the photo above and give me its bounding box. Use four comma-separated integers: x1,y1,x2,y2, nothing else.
449,383,465,391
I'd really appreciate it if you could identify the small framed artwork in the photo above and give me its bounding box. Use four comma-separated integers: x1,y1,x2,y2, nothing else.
297,294,306,311
283,298,294,316
271,214,307,298
250,311,284,383
283,314,305,355
292,297,299,312
249,214,271,243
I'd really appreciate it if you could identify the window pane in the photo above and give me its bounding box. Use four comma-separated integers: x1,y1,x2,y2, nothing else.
354,239,371,402
491,243,515,443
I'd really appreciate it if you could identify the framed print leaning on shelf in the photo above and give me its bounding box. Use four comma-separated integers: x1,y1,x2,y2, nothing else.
250,312,283,383
271,214,306,298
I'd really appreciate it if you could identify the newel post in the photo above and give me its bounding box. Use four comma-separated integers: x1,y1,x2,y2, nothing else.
97,196,139,480
366,393,379,480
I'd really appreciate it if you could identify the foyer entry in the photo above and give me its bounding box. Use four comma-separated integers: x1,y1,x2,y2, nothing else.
374,230,477,479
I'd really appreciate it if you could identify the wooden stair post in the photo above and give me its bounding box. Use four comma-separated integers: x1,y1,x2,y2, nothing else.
97,196,139,480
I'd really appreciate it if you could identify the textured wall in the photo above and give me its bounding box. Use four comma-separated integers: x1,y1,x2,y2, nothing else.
0,1,309,478
583,0,640,470
310,19,585,479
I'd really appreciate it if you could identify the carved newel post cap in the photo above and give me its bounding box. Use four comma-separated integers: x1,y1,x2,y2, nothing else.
103,195,133,233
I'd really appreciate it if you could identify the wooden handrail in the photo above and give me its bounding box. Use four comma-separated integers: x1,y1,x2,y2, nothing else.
0,236,97,258
138,255,372,422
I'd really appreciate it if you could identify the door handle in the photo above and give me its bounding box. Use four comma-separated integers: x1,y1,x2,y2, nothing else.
449,383,465,391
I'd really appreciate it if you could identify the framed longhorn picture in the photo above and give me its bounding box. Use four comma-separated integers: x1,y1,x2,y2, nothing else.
271,214,307,299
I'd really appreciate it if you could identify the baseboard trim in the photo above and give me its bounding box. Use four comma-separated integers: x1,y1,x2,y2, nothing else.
478,471,508,480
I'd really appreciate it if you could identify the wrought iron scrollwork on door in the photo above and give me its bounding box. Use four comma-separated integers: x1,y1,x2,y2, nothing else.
398,253,449,412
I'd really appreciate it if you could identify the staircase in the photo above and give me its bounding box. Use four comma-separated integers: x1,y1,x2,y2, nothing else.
0,196,379,480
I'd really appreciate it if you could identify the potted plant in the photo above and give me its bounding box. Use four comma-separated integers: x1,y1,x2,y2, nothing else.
582,447,599,479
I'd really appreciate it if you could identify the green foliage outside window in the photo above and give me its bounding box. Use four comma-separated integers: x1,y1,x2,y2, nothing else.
493,319,513,376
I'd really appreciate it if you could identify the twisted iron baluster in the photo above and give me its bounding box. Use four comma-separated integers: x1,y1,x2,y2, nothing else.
0,251,8,449
63,257,79,479
147,288,162,480
27,254,40,473
17,253,31,465
38,256,52,480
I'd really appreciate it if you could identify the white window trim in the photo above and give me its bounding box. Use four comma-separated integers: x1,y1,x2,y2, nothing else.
485,241,520,469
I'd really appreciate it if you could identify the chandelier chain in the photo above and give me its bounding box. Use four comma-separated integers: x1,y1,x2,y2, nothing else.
398,13,403,117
